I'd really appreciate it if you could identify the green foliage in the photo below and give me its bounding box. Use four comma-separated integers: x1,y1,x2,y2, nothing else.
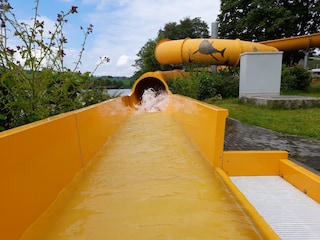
218,0,320,41
169,63,313,101
281,65,312,92
168,68,239,100
309,80,320,94
92,76,132,89
198,71,217,100
168,74,200,99
0,0,110,131
199,68,239,100
218,0,320,64
158,17,210,40
133,39,164,77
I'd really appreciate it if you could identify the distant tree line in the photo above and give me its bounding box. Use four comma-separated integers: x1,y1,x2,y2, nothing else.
92,76,133,89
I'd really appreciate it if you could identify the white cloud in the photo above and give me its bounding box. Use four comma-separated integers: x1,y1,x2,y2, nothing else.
117,54,129,66
10,0,221,77
81,0,220,76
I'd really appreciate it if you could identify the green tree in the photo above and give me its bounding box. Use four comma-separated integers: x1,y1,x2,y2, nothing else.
133,39,162,76
158,17,210,39
133,17,210,77
218,0,320,64
218,0,320,41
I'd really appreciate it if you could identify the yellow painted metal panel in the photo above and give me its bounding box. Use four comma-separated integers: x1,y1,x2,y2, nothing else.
75,97,132,166
280,159,320,204
0,113,82,240
168,95,228,167
223,151,288,176
155,34,320,68
155,38,278,66
0,97,132,239
157,69,188,80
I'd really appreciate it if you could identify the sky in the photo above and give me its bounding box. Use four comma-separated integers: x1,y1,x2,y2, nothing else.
8,0,221,77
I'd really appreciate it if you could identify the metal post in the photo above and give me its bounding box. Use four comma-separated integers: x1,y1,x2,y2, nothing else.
210,22,219,73
304,51,309,69
211,22,218,39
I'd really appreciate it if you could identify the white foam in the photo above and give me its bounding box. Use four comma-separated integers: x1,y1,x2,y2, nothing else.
135,88,169,112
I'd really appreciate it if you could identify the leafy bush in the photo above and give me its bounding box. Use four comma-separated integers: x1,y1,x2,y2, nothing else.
169,63,313,101
168,74,200,99
169,67,239,100
0,0,109,130
198,71,217,100
200,68,239,100
281,64,312,92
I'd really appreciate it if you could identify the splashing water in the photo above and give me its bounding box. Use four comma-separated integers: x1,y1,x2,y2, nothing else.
136,88,169,112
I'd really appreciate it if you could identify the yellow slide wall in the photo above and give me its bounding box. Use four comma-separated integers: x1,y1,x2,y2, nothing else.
168,95,228,167
223,151,288,176
280,159,320,203
0,97,132,240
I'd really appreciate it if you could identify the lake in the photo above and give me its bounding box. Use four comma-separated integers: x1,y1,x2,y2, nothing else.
108,89,132,96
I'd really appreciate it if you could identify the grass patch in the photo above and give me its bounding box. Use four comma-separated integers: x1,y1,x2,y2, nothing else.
206,98,320,140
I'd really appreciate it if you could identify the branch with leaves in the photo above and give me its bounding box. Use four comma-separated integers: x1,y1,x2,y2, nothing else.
0,0,111,131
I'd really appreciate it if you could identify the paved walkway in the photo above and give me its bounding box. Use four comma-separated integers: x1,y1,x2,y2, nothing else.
224,118,320,174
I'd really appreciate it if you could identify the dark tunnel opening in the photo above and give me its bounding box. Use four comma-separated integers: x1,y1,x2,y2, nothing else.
132,77,168,104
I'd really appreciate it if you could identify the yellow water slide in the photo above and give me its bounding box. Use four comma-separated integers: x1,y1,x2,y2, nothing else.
155,33,320,67
2,34,320,239
2,74,320,239
155,38,278,67
260,32,320,52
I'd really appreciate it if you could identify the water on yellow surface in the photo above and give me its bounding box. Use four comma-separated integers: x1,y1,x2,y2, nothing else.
22,112,262,239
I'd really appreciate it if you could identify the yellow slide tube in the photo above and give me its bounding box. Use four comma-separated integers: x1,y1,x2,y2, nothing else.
129,70,188,105
155,38,278,67
260,32,320,52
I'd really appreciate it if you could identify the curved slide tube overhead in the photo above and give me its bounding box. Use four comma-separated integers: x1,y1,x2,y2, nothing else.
155,33,320,67
155,38,278,67
260,32,320,52
133,39,278,102
132,33,320,105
